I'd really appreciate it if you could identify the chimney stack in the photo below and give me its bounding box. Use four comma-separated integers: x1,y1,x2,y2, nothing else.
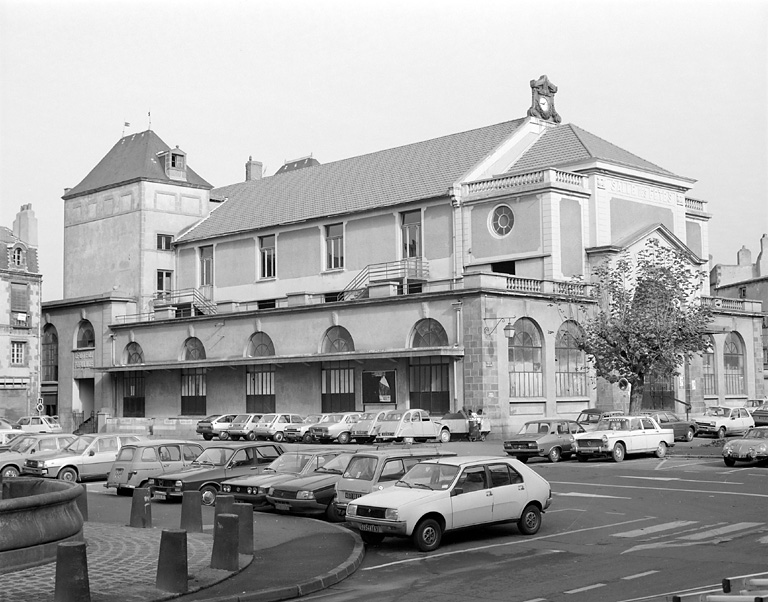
245,156,263,181
13,203,38,247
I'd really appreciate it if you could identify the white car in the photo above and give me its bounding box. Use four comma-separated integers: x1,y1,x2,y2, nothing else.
14,415,63,433
345,455,552,552
308,412,363,445
375,409,451,443
249,413,306,442
573,415,674,462
694,406,754,439
351,410,388,444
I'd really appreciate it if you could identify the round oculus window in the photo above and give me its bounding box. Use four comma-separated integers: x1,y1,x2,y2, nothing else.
491,205,514,236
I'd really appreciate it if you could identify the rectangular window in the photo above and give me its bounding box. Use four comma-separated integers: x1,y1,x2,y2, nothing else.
11,342,26,365
246,365,275,413
325,224,344,270
200,246,213,286
321,361,355,412
702,350,717,395
11,282,29,327
401,210,422,259
181,368,206,415
157,234,173,251
157,270,173,297
171,153,185,169
260,235,276,279
409,357,450,415
123,372,146,417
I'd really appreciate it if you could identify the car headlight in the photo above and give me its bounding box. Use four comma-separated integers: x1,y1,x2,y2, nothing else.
723,442,734,452
149,479,156,486
601,435,609,444
222,484,231,492
757,444,767,454
384,508,399,521
347,504,357,516
296,490,316,500
257,486,267,495
175,481,183,488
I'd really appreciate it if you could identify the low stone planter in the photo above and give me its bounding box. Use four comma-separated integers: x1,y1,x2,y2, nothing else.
0,477,84,573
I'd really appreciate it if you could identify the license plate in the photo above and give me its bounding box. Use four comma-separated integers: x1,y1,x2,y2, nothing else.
275,502,290,511
359,524,382,533
154,491,166,500
580,448,597,454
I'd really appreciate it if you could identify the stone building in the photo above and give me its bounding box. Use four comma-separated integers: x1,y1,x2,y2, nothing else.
41,78,764,438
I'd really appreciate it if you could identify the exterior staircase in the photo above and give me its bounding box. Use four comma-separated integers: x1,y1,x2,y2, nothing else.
339,258,429,301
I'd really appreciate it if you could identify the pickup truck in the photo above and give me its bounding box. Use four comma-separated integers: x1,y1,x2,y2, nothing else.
573,415,674,462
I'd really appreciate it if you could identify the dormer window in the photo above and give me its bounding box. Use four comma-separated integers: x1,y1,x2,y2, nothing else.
157,146,188,182
12,247,24,267
171,153,185,169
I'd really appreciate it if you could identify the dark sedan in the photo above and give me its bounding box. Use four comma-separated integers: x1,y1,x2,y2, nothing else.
639,411,697,442
750,402,768,427
503,419,584,463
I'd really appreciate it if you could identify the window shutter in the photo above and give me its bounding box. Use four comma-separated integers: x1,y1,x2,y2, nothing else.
11,283,28,310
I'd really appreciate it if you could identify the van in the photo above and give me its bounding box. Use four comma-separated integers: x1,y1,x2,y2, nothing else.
333,446,456,518
105,439,204,495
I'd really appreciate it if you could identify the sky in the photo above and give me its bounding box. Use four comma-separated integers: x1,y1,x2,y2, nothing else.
1,0,766,302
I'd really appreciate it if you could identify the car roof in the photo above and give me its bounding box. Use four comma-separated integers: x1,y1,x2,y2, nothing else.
418,455,521,467
350,448,456,459
120,439,204,447
524,418,573,423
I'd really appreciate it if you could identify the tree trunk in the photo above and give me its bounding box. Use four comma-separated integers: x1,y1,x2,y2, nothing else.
628,378,645,414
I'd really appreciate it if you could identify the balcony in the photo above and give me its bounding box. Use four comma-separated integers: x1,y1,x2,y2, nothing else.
462,169,588,201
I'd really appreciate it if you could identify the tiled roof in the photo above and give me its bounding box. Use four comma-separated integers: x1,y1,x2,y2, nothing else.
0,226,18,244
63,130,212,199
178,119,526,243
508,124,677,177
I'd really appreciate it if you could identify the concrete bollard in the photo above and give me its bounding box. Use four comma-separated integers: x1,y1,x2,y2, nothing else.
155,529,188,593
213,493,234,519
54,541,90,602
76,484,88,521
129,487,152,528
210,513,239,571
180,490,203,532
234,502,253,555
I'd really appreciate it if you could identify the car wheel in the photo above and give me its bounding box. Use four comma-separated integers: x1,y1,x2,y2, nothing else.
1,465,19,478
576,454,589,462
517,504,542,535
685,428,694,442
717,427,726,440
202,434,213,441
325,502,343,522
302,432,313,444
412,518,442,552
200,485,218,506
273,432,285,442
360,531,385,545
219,431,230,441
723,457,736,467
654,441,667,458
58,467,78,482
337,432,351,445
516,456,529,464
611,443,625,463
439,429,451,444
548,447,562,463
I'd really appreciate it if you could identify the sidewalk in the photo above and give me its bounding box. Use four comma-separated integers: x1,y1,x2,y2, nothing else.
0,512,364,602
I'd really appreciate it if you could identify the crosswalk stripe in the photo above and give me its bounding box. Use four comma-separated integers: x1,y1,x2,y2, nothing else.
613,521,698,538
677,522,763,540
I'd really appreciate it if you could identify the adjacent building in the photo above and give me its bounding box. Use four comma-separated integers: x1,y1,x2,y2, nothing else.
40,77,764,438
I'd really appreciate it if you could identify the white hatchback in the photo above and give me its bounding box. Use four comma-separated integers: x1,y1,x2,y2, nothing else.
345,455,552,552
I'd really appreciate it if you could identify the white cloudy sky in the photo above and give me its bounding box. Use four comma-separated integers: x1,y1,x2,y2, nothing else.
1,0,766,301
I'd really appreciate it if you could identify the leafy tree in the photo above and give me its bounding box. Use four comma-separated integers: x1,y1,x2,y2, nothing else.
578,238,713,414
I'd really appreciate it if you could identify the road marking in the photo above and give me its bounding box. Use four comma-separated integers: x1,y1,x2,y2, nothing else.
564,583,606,594
550,481,768,499
362,516,653,571
613,521,699,538
677,522,763,540
620,476,743,485
622,570,659,580
556,492,631,499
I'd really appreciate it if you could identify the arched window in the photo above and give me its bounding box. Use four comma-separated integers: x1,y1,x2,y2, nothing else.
246,332,275,357
555,321,587,397
183,337,206,361
321,326,354,353
702,335,717,396
723,332,745,395
77,321,95,348
508,318,543,398
125,342,144,365
12,247,24,266
411,319,449,347
42,325,58,382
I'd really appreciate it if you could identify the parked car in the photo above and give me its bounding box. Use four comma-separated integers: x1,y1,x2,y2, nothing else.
374,409,451,443
0,418,16,430
502,419,584,463
638,411,697,442
0,434,76,478
351,410,388,444
694,406,754,439
225,413,264,441
265,452,357,520
575,409,623,432
150,441,284,505
14,415,63,434
221,448,348,508
344,455,553,552
196,414,237,441
0,430,22,447
250,413,306,442
722,427,768,466
23,434,146,481
284,414,325,443
750,402,768,427
435,410,492,442
333,447,457,519
309,412,363,444
105,439,205,495
573,415,674,462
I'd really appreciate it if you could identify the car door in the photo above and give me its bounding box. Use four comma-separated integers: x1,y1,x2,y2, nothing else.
627,418,647,452
82,436,120,478
735,408,751,434
488,462,526,521
181,443,203,467
451,465,494,529
158,444,185,474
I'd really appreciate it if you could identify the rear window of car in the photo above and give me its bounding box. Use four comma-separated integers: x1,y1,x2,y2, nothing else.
117,447,136,461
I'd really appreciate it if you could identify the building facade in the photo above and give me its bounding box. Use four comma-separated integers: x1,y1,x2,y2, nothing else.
1,205,43,420
41,78,764,438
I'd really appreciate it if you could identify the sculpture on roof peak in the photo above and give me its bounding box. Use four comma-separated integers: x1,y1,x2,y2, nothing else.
527,74,561,124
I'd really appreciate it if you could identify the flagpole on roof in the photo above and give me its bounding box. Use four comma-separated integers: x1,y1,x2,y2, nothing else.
148,110,151,130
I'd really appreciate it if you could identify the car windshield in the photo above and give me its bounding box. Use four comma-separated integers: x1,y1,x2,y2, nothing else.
577,412,600,424
704,407,728,417
193,447,233,466
597,418,630,431
744,429,768,439
64,436,96,453
318,414,343,424
258,414,277,425
343,456,377,480
382,412,403,422
398,463,460,490
303,415,322,424
519,422,551,434
8,436,37,453
232,414,252,423
266,453,313,473
315,453,353,474
359,413,377,421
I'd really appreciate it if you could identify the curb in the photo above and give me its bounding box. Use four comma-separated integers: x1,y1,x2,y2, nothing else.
192,524,366,602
